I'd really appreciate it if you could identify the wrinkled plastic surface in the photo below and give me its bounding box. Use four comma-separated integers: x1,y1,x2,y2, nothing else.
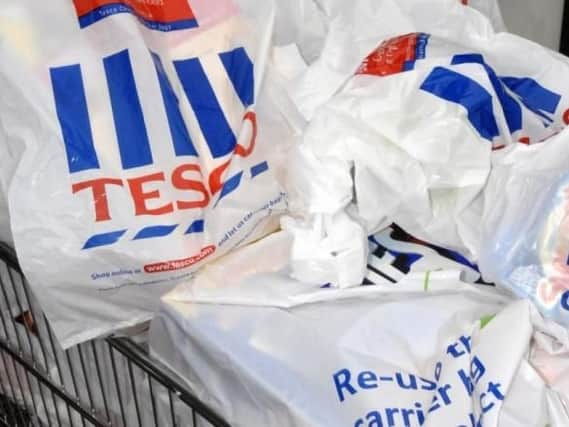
144,2,569,425
479,129,569,328
152,277,569,427
284,0,497,122
466,0,506,31
167,220,488,307
152,206,569,426
283,24,569,288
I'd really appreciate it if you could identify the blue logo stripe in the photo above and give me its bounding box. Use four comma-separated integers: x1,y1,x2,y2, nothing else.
451,54,522,134
151,53,197,157
133,224,178,240
78,3,198,32
103,49,153,169
219,47,255,107
174,57,237,158
501,76,561,120
185,220,205,234
420,66,499,141
50,64,100,174
218,172,243,202
83,230,127,250
250,161,269,178
84,220,206,249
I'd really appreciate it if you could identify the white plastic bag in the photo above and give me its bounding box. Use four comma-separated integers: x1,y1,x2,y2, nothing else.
284,29,569,288
0,0,293,347
151,278,569,427
167,220,487,308
461,0,506,32
285,0,496,121
151,223,569,426
479,128,569,328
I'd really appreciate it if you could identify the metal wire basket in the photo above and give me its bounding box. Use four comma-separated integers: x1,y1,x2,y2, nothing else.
0,242,230,427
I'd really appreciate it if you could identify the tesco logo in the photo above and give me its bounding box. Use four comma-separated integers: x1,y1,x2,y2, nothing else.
50,47,266,249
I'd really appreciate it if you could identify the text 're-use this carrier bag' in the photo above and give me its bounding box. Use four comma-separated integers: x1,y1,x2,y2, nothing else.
0,0,292,347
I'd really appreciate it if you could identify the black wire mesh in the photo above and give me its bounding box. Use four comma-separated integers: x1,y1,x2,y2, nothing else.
0,242,230,427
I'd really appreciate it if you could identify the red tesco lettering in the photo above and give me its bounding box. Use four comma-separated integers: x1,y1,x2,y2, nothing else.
72,112,257,222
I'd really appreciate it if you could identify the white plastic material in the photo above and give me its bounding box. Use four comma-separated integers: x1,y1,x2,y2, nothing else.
0,0,294,347
464,0,506,32
151,279,569,427
152,214,568,426
479,128,569,328
284,0,496,122
166,220,487,307
283,28,569,288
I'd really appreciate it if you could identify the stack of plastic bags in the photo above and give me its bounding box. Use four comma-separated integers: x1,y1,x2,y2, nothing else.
3,0,569,425
151,0,569,425
151,233,569,426
278,0,569,330
283,24,569,290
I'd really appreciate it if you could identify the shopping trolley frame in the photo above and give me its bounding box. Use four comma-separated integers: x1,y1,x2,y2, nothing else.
0,242,230,427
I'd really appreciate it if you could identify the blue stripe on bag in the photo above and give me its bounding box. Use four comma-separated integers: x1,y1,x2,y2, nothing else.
104,49,153,169
174,57,237,158
133,224,178,240
219,47,255,107
50,64,100,173
151,53,197,156
420,66,500,141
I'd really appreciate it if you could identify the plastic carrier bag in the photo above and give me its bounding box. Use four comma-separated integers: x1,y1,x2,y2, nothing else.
462,0,506,31
154,148,569,427
0,0,294,347
283,29,569,288
479,128,569,329
152,270,569,427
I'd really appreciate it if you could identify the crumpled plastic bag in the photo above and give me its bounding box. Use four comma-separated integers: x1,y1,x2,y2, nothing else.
462,0,506,32
479,127,569,328
167,224,483,307
283,0,497,122
153,181,569,427
152,268,569,426
283,28,569,287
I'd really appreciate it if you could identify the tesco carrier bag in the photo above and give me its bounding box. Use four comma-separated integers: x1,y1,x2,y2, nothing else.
283,30,569,288
0,0,293,347
151,275,569,427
